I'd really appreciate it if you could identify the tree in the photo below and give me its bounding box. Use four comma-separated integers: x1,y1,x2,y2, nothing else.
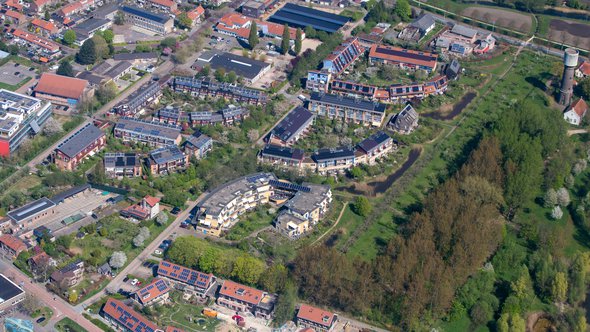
114,11,125,25
294,28,302,54
92,35,109,59
497,313,526,332
259,264,288,293
556,188,570,207
247,129,259,142
551,271,568,302
273,281,296,326
198,247,219,273
580,78,590,100
133,234,146,247
232,254,266,285
63,30,76,46
177,12,192,30
281,23,290,55
248,21,258,50
227,71,237,83
102,29,114,44
21,294,41,315
395,0,411,22
96,81,117,104
544,189,558,207
99,227,108,237
167,236,207,268
201,64,210,76
44,10,50,20
76,38,97,65
352,196,372,217
8,44,19,56
109,251,127,269
42,117,63,136
56,61,74,77
470,300,494,326
156,212,169,226
68,290,78,303
214,68,226,82
552,206,564,220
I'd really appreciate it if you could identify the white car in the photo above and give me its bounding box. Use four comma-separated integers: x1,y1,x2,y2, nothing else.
130,278,138,286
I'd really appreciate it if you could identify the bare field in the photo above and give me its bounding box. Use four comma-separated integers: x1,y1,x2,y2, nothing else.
548,19,590,50
463,6,532,32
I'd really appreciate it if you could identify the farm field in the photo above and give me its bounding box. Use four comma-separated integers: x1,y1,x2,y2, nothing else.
547,18,590,50
462,6,533,33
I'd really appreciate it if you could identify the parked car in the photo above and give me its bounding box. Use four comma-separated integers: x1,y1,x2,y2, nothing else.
171,207,181,215
130,278,138,286
123,276,129,282
36,317,46,324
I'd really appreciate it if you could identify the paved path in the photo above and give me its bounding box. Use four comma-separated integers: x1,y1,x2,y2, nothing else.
77,200,199,309
0,259,101,332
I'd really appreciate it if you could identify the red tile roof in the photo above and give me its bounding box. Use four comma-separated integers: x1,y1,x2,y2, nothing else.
165,326,185,332
103,298,160,331
31,18,57,32
144,196,160,207
33,0,54,8
121,204,150,220
5,10,24,21
219,280,264,306
579,61,590,76
369,44,437,69
0,234,27,254
35,73,88,100
149,0,176,8
187,5,205,21
5,0,23,10
12,29,60,53
135,278,170,305
256,20,298,40
571,98,588,118
219,13,250,28
30,251,52,266
297,304,336,328
216,24,250,38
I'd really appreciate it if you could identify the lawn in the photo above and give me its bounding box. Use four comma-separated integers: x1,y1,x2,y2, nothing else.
55,317,86,332
83,313,116,332
225,206,275,241
31,307,53,326
322,203,364,250
146,294,218,332
0,76,32,91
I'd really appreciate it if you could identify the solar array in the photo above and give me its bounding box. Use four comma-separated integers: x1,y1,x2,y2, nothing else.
158,261,212,289
115,117,181,141
268,180,311,193
246,174,268,183
104,299,159,332
113,81,161,115
173,77,267,101
149,146,185,165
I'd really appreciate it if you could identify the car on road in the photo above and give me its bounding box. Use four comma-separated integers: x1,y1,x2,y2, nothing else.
36,317,45,324
123,276,129,282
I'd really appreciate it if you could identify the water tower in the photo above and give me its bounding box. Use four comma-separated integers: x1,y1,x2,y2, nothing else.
559,48,579,106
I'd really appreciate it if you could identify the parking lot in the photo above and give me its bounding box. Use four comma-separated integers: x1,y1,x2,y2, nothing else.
0,62,36,87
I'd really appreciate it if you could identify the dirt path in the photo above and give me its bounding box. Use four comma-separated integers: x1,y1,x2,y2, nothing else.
568,129,588,136
312,202,348,246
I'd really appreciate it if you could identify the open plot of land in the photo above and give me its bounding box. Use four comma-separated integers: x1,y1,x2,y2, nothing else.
462,6,532,32
0,62,35,90
548,18,590,50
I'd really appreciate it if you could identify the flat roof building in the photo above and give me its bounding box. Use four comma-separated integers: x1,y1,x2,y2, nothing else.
267,106,314,146
308,92,387,126
258,144,307,168
121,5,174,34
114,117,182,147
0,274,25,314
269,3,349,33
104,153,142,178
0,89,52,157
172,76,267,105
183,133,212,160
148,145,189,175
202,52,271,83
54,123,106,171
6,197,56,227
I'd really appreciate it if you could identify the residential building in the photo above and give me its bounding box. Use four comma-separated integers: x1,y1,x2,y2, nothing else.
121,196,160,220
102,298,161,332
269,3,349,33
103,61,133,81
103,153,142,178
34,73,90,107
311,146,356,174
473,34,496,54
198,52,271,83
183,133,212,159
113,52,159,65
266,107,314,146
330,79,385,101
72,18,111,45
356,131,394,165
134,278,171,307
297,304,337,332
445,59,461,80
322,37,364,75
157,261,217,299
0,89,52,157
217,280,277,319
6,197,56,230
275,182,332,237
195,173,276,237
0,274,25,314
57,0,95,18
564,98,588,126
147,0,177,13
30,0,59,14
31,18,59,36
10,29,61,58
97,263,112,276
50,259,84,287
172,77,267,105
306,70,332,93
356,32,383,48
121,5,174,34
399,13,435,42
308,92,387,126
576,61,590,78
114,117,182,147
148,145,189,175
0,234,26,259
5,10,24,25
215,13,251,38
389,104,419,134
242,0,265,17
28,251,56,278
112,81,161,116
274,212,309,238
258,145,307,169
187,5,205,25
369,44,438,72
54,123,106,171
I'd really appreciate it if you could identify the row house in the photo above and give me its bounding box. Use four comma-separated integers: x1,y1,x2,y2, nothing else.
57,0,95,18
157,260,217,299
322,37,364,76
182,133,212,160
54,123,106,171
217,280,277,319
356,131,395,165
114,117,182,148
10,28,61,58
311,147,356,174
171,77,268,105
306,70,332,93
0,234,26,260
4,10,24,25
31,18,59,36
368,44,438,72
112,81,161,116
102,298,161,331
103,153,142,178
147,145,189,175
134,278,171,307
257,145,308,169
297,304,338,332
266,107,314,146
308,92,387,127
30,0,59,14
147,0,177,13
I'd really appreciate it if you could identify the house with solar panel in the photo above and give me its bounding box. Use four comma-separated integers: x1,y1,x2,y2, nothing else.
322,37,364,76
258,145,310,169
112,81,162,117
269,3,349,33
148,146,189,175
172,77,268,105
217,279,277,319
50,259,84,288
266,107,314,146
114,117,182,148
308,92,387,127
54,123,106,171
133,278,171,307
355,131,395,165
182,133,212,160
368,44,438,72
157,261,217,299
102,298,163,332
103,153,143,178
311,146,357,174
195,173,276,237
389,104,419,135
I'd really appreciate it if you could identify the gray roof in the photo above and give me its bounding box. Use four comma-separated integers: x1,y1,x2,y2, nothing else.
121,5,171,24
103,61,132,79
0,274,24,304
284,183,331,215
451,24,477,38
104,152,140,168
184,133,212,150
51,184,91,204
77,71,108,86
269,107,314,143
113,52,158,61
7,197,56,223
390,104,418,132
115,117,181,141
310,92,387,113
72,18,110,35
410,14,435,32
208,52,270,80
149,145,185,165
56,123,105,158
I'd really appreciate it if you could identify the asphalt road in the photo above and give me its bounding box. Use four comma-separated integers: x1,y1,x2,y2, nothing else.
0,259,102,332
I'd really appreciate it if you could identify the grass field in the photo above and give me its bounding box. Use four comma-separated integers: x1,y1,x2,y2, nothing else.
146,294,218,332
225,206,274,241
55,317,86,332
